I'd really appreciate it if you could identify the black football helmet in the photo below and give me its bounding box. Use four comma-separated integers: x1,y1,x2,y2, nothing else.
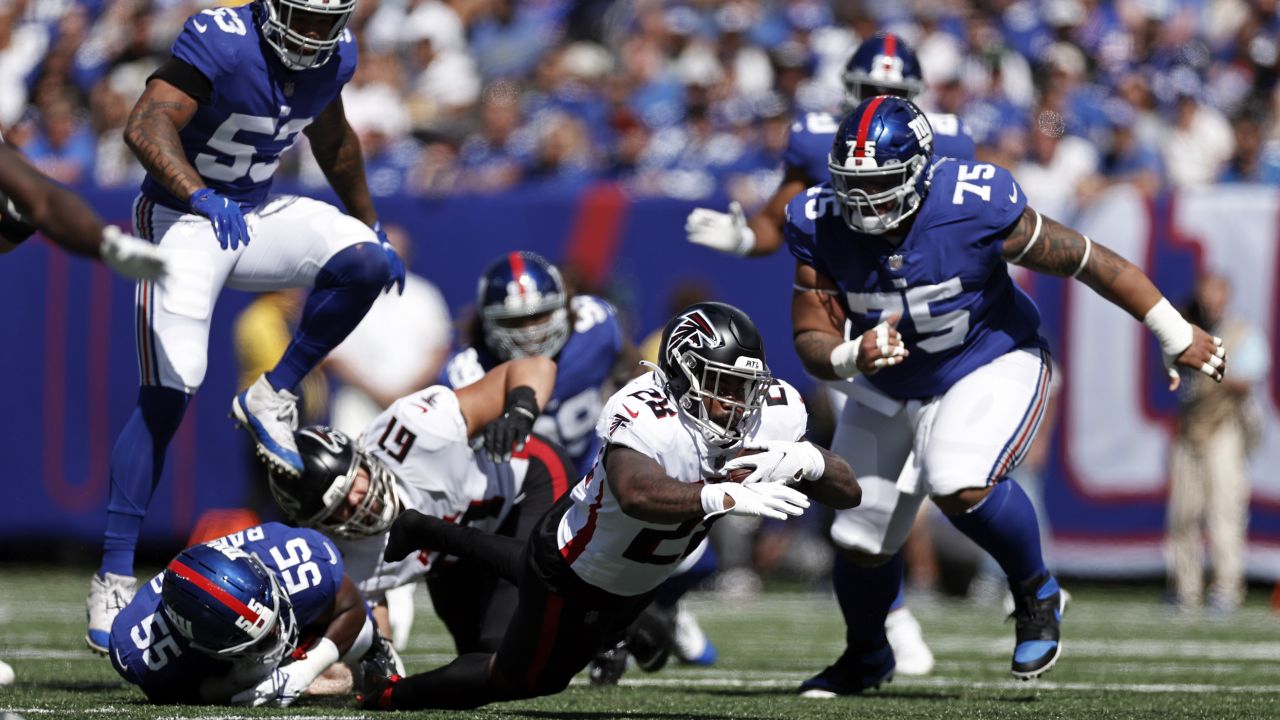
656,302,771,446
268,426,401,538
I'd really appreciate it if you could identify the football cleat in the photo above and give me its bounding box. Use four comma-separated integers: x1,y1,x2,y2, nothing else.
232,374,302,476
626,606,675,673
356,669,401,711
358,634,405,697
799,644,895,698
884,607,933,676
673,606,718,666
588,640,629,686
1009,572,1065,680
86,572,137,654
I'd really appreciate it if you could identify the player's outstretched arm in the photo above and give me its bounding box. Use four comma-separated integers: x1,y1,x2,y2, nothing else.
745,170,811,257
304,96,378,227
124,79,203,201
1003,207,1226,389
800,446,860,509
791,261,849,380
455,356,557,438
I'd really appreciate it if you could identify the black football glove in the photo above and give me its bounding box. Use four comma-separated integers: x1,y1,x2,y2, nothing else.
482,385,539,463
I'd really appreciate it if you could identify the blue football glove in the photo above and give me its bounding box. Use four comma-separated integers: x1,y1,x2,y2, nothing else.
189,188,249,250
374,221,406,295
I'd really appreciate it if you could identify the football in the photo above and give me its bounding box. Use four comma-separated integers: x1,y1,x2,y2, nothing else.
725,448,764,483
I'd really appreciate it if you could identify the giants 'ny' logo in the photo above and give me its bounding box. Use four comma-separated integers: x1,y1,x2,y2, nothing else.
668,310,722,357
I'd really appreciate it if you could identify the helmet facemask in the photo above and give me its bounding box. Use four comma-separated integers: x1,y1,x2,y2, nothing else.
318,451,401,539
670,351,771,447
842,72,924,112
260,0,354,71
483,303,570,361
828,151,928,235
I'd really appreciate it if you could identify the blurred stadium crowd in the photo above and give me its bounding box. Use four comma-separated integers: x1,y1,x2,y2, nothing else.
3,0,1279,211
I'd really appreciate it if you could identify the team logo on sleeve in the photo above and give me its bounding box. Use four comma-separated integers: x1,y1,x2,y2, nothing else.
668,310,722,354
608,412,632,436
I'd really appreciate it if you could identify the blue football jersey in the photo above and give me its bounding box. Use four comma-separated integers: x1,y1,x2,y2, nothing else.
784,110,975,185
784,158,1047,400
109,523,346,704
140,5,357,211
442,295,624,476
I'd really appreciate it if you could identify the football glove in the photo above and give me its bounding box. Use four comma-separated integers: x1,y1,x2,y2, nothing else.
188,188,249,250
685,201,756,256
721,440,825,485
373,221,406,295
100,225,167,281
700,481,809,521
483,385,539,463
229,667,310,708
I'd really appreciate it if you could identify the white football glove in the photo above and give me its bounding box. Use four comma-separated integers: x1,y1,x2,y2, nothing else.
722,440,825,485
685,201,756,256
701,481,809,521
100,225,167,281
230,667,311,708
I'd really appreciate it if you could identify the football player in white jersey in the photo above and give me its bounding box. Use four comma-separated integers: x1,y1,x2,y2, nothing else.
359,302,861,711
268,355,574,654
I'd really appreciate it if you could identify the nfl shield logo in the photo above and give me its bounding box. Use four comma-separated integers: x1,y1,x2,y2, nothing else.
283,82,295,98
888,254,904,271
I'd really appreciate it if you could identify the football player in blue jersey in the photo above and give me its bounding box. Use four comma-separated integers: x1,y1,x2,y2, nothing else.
686,31,974,258
687,31,954,675
109,522,397,706
88,0,408,652
442,251,639,477
787,96,1226,694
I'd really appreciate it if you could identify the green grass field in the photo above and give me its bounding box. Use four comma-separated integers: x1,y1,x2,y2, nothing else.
2,567,1279,719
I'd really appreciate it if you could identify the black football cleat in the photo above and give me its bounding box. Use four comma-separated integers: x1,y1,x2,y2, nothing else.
799,644,895,698
588,640,629,686
1009,571,1065,680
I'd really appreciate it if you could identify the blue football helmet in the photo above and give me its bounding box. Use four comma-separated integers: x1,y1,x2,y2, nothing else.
828,96,934,235
161,543,298,666
477,251,570,361
843,32,925,110
257,0,355,71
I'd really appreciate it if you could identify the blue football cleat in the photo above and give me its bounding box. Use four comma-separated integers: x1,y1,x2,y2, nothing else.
1009,572,1065,680
799,644,895,698
231,374,302,476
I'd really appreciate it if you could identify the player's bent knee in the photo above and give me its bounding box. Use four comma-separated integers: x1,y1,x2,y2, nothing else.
932,485,994,516
317,242,390,290
839,547,895,567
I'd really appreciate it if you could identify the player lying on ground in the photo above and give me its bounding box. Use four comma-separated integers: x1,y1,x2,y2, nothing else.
786,96,1225,693
269,356,574,655
109,522,398,706
0,141,165,279
357,302,861,711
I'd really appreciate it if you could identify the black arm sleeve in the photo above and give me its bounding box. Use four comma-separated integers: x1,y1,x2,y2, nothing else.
147,56,213,104
0,188,36,245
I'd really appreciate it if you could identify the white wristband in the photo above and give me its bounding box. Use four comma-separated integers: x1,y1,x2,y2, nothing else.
734,226,757,257
287,636,340,686
830,340,862,379
1142,297,1194,358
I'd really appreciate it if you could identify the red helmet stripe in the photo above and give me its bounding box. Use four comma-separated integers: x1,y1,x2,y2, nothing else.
508,252,526,296
167,558,261,625
883,33,897,58
854,95,887,157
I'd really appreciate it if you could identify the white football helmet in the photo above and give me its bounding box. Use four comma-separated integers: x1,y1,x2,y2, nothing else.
258,0,355,71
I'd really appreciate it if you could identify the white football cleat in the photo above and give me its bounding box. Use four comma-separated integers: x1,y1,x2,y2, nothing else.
885,607,934,676
0,659,14,686
86,571,137,654
673,606,718,666
232,374,302,476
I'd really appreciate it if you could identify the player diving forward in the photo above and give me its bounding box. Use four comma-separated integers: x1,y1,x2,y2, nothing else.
358,302,862,711
89,0,407,652
269,356,575,654
786,96,1225,693
109,522,396,706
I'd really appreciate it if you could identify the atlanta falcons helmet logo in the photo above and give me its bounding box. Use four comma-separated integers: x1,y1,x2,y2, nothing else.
667,310,723,359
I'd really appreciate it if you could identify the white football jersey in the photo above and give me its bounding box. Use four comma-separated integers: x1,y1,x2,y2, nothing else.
333,386,527,600
556,372,808,596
